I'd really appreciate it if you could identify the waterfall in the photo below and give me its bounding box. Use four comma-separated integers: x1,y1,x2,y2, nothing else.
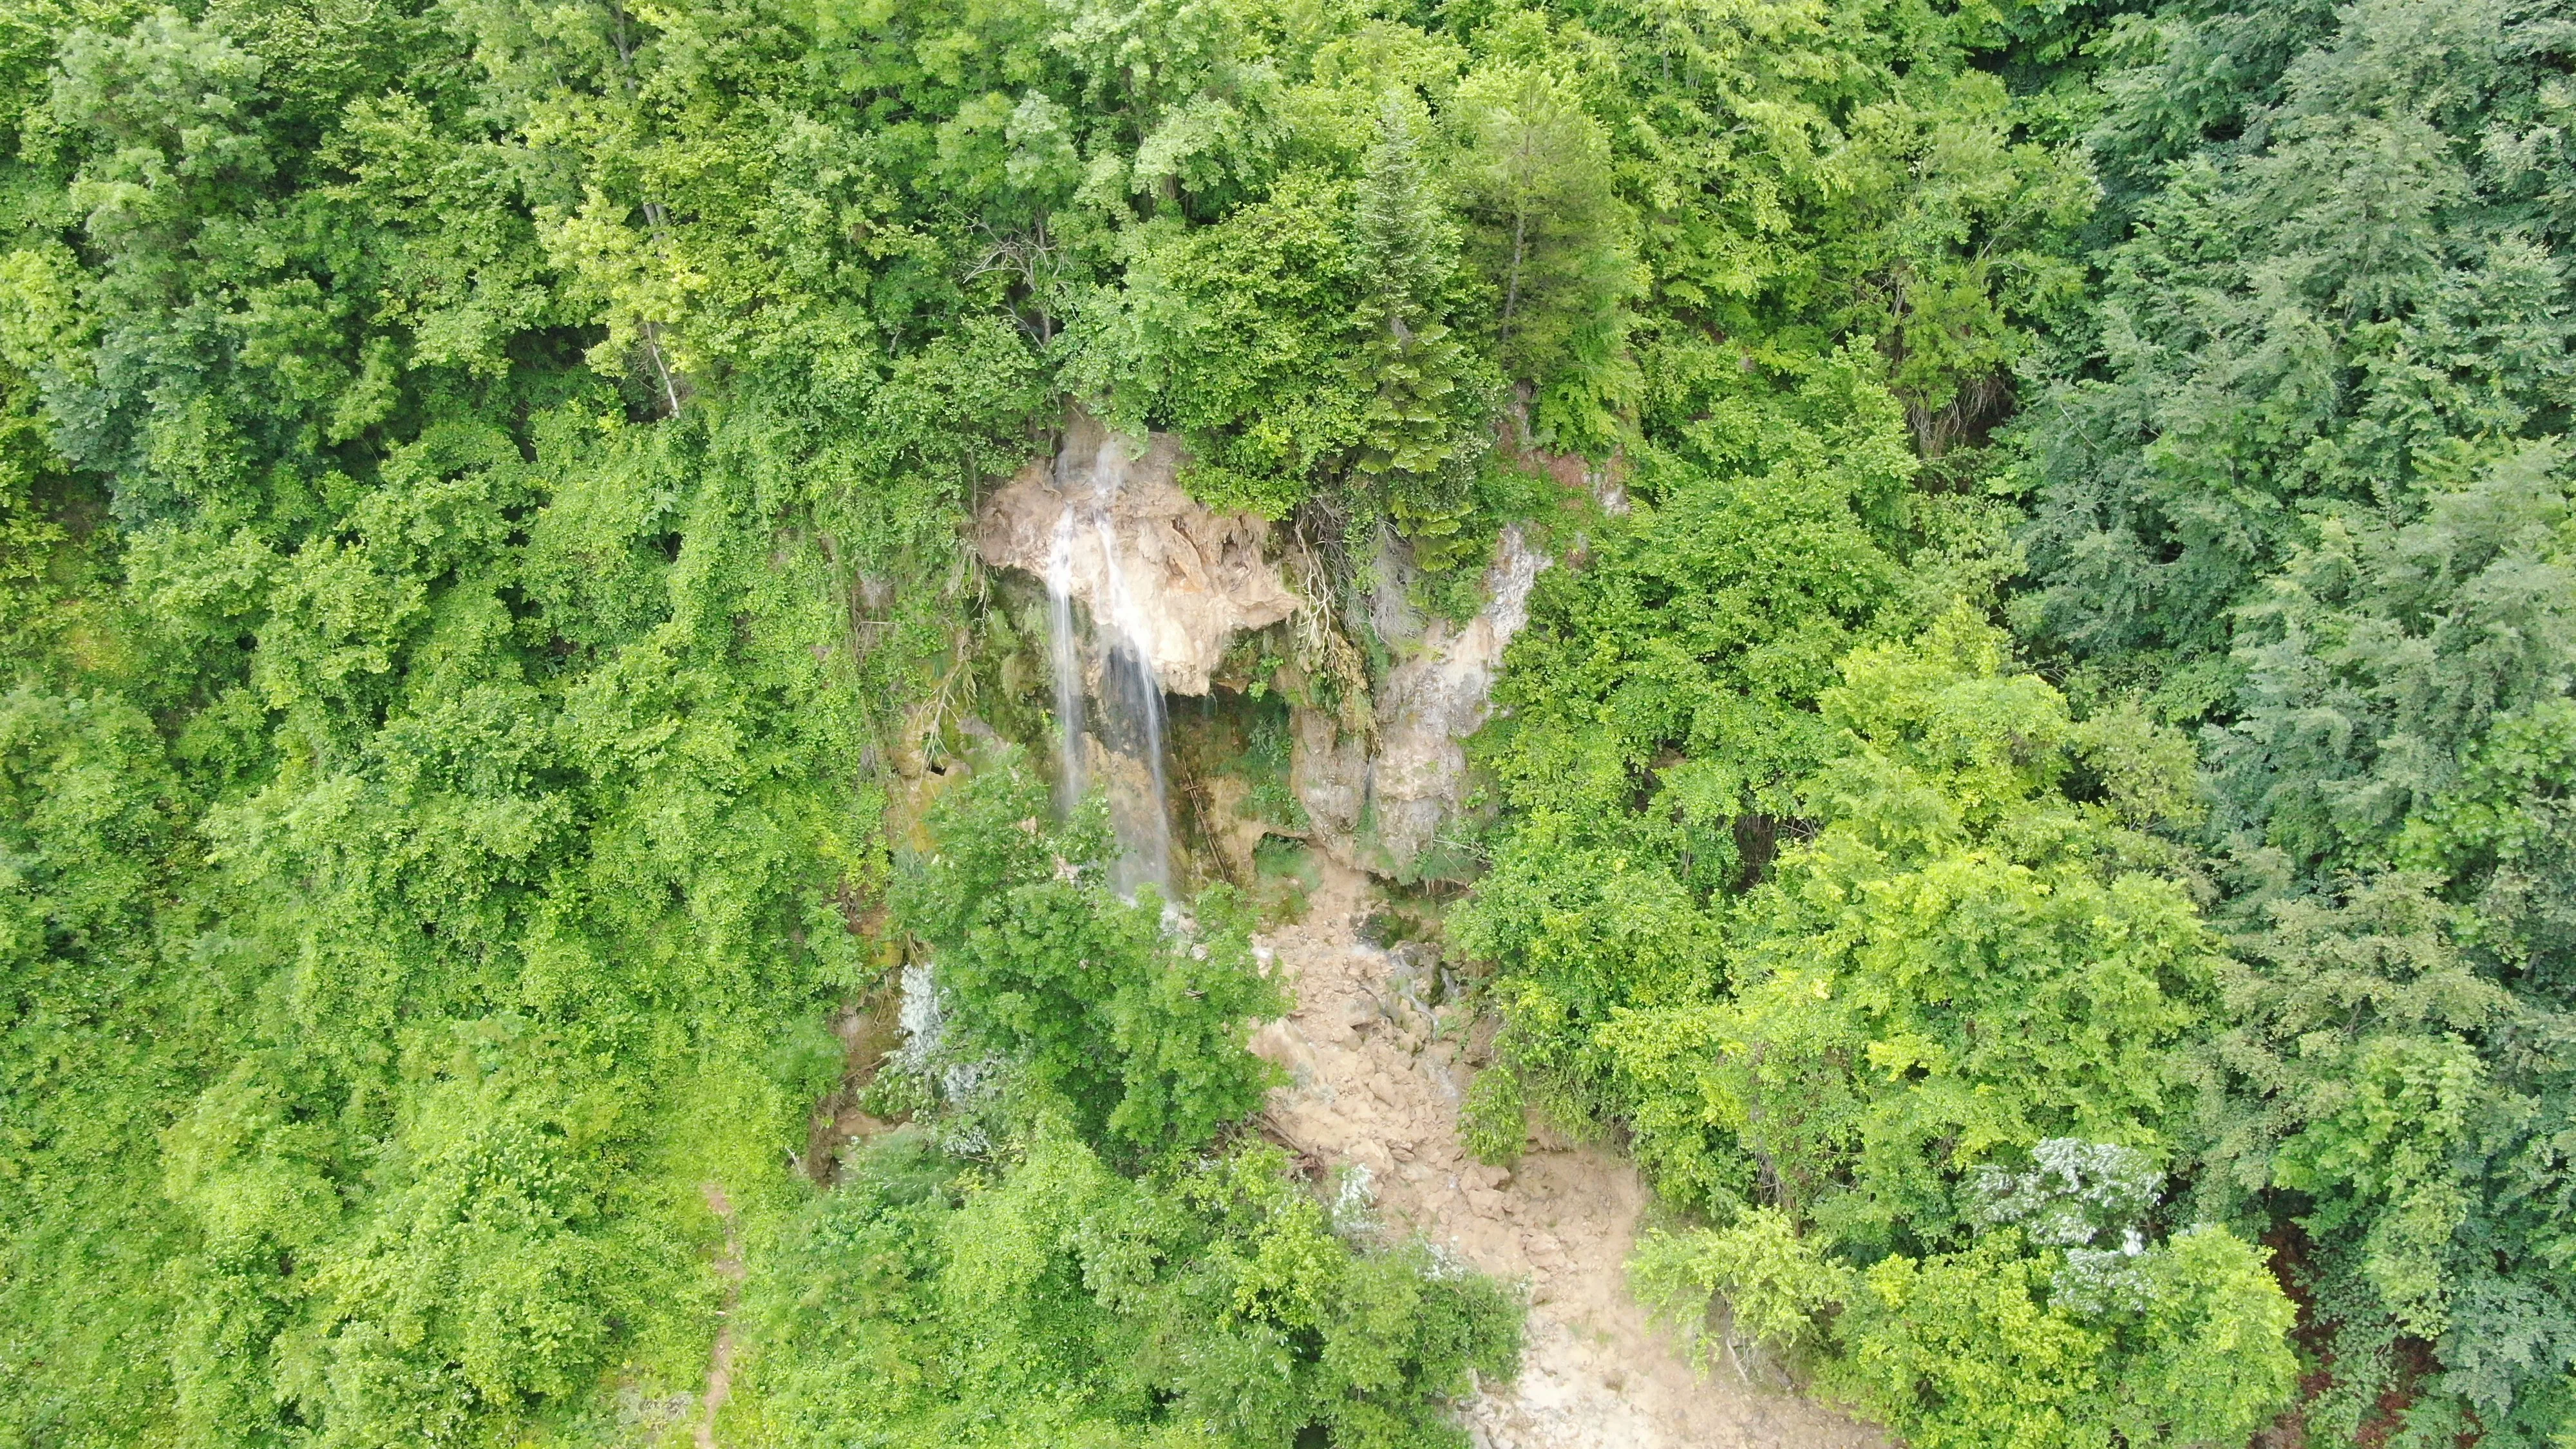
1044,509,1087,816
1038,432,1178,904
1090,513,1175,901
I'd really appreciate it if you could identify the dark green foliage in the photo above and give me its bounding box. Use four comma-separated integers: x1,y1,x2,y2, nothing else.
2019,0,2576,670
2001,0,2576,1434
1461,0,2576,1432
1354,95,1490,557
1450,55,1638,446
2192,873,2576,1443
2208,449,2576,880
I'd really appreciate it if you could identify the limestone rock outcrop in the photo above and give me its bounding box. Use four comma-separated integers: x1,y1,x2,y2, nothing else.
1364,526,1549,871
974,410,1296,696
974,408,1551,886
1291,527,1549,878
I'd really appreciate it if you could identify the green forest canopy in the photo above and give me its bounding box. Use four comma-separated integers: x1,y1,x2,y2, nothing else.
3,0,2573,1443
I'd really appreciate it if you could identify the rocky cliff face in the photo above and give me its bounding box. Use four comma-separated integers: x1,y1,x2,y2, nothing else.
974,409,1547,884
1359,527,1549,873
1289,527,1549,878
975,410,1298,697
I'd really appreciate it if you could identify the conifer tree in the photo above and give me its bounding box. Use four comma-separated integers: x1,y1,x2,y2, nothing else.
1350,91,1484,563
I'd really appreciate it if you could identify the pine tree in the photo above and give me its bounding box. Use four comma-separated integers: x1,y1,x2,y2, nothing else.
1350,91,1484,560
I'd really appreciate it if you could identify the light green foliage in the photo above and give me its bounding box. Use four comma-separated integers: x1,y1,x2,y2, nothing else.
1097,171,1374,519
1464,351,1923,905
0,17,1017,1414
1068,73,1501,539
114,399,910,1443
2270,1036,2481,1340
0,0,1531,1439
0,688,196,1449
1473,605,2297,1442
893,758,1283,1163
793,764,1526,1444
1610,614,2219,1240
2114,1227,2308,1446
1834,1234,2111,1449
1828,1227,2296,1449
1450,354,1964,1209
1629,1207,1848,1376
1457,1059,1526,1167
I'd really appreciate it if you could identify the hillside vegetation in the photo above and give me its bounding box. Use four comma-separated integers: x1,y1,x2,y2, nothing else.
3,0,2572,1444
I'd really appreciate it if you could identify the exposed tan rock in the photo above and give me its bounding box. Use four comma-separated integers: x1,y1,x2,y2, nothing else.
1289,699,1371,851
975,410,1297,697
980,408,1551,885
1197,773,1276,884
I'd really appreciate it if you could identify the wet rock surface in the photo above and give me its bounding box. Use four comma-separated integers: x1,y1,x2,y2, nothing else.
1361,526,1548,875
977,410,1558,886
1287,526,1548,879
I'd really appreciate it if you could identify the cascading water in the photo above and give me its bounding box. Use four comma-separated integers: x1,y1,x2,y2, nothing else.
1044,508,1087,817
1090,512,1175,900
1039,431,1178,903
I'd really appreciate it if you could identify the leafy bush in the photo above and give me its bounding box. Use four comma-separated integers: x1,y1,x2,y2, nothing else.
1829,1227,2296,1449
1629,1208,1848,1378
1485,612,2299,1442
892,757,1283,1165
741,1130,1521,1449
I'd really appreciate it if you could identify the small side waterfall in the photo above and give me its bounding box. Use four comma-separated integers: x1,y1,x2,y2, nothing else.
1038,433,1177,902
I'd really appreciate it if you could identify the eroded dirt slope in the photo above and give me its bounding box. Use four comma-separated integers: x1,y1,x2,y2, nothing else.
1251,862,1884,1449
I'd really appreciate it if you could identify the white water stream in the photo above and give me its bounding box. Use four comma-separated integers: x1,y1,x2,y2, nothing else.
1045,509,1088,816
1041,435,1177,902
